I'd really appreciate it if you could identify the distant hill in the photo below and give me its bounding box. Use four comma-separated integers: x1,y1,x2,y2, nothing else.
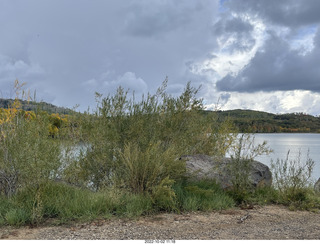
1,99,318,133
0,98,73,115
214,109,320,133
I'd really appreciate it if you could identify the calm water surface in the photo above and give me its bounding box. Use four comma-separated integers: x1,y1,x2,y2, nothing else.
252,133,320,181
67,134,320,181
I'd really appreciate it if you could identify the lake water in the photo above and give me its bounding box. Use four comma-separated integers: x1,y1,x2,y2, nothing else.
250,133,320,181
66,134,320,182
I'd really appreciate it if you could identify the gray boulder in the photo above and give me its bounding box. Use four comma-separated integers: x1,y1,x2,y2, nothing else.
180,154,272,189
314,178,320,192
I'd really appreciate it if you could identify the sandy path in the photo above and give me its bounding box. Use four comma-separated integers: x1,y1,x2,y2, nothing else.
1,205,319,240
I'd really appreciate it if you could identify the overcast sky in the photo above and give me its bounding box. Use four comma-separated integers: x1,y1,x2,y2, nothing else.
1,0,320,115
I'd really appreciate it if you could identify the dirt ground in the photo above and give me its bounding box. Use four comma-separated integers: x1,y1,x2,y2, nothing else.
1,205,319,240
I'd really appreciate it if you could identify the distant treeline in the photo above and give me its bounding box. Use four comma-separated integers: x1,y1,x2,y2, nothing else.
0,98,72,115
212,109,320,133
1,98,319,133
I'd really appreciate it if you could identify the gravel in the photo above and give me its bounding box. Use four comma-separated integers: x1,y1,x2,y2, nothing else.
1,205,320,240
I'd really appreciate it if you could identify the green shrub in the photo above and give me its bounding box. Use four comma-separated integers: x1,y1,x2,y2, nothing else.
151,177,176,211
271,150,315,209
115,142,184,194
65,79,235,194
227,134,272,204
0,113,62,197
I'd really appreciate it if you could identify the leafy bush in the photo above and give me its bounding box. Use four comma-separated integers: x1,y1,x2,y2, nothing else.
0,105,62,197
65,79,235,196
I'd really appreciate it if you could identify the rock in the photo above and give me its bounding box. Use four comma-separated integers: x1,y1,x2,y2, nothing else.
314,178,320,192
180,154,272,189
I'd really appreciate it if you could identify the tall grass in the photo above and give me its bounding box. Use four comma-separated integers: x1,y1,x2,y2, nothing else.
173,180,235,211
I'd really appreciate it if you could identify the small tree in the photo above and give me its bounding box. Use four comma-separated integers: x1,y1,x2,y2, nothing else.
65,79,236,198
0,81,62,197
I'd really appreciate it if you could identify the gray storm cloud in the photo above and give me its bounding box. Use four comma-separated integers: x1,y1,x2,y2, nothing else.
215,0,320,93
0,0,219,110
224,0,320,27
216,30,320,92
1,0,320,115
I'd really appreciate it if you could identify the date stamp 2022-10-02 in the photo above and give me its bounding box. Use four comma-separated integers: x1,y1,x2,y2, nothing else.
145,240,176,244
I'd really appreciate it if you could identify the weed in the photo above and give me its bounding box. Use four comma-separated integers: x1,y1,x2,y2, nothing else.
271,150,315,209
173,180,235,211
227,134,272,204
5,209,30,226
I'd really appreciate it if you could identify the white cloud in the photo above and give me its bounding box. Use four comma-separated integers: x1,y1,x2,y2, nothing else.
83,72,148,96
279,90,320,115
0,54,46,97
218,90,320,115
192,14,267,80
105,72,148,94
0,55,44,78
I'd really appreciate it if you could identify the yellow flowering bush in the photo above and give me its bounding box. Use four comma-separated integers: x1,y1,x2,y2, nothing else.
0,105,68,138
48,113,69,137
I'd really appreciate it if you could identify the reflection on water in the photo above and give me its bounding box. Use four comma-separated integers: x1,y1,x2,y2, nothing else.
59,142,90,173
252,133,320,181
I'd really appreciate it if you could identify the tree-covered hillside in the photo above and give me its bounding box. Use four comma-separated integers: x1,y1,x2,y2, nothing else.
0,98,72,115
1,98,319,133
215,109,320,133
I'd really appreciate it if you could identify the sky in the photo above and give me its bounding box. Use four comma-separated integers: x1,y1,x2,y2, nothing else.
1,0,320,115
